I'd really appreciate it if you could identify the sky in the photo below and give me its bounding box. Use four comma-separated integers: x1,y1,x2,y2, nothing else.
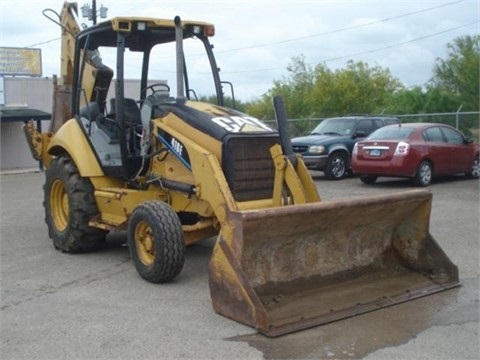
0,0,478,102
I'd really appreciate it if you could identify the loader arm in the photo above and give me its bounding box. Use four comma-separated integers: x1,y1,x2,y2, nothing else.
270,95,320,205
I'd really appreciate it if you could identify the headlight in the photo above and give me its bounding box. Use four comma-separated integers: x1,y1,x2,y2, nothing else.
308,145,325,154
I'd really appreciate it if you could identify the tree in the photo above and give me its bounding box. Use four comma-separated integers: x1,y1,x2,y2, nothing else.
309,60,403,117
381,86,427,115
198,94,248,113
245,55,315,121
431,35,479,111
245,35,479,126
246,57,403,121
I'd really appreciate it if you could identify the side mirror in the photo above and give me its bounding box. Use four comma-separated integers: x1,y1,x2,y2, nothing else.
352,131,365,139
464,137,473,144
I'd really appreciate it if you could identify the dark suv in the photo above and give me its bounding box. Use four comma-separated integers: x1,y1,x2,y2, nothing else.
291,116,399,179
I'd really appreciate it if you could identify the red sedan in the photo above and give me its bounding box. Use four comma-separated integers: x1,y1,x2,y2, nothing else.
351,123,480,186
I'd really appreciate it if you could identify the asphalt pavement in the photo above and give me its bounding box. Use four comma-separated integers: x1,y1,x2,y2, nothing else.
1,171,478,359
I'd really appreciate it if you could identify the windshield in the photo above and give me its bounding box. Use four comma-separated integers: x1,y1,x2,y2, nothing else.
310,118,356,136
148,37,216,101
368,126,415,140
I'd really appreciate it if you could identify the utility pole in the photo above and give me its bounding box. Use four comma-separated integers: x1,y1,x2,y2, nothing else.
92,0,97,25
80,0,108,25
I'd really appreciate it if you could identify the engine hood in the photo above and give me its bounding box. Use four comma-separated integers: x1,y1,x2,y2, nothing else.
292,134,350,145
154,100,275,141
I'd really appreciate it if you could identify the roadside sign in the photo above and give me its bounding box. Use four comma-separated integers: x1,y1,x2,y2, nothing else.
0,47,42,77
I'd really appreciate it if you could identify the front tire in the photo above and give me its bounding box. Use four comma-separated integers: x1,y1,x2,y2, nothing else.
413,160,432,187
128,201,185,283
465,156,479,179
360,175,378,185
44,155,106,252
324,152,348,180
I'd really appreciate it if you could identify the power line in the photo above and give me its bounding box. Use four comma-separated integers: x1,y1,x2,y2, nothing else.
221,20,478,74
24,37,61,48
314,21,479,64
24,0,465,51
146,0,473,65
214,0,466,54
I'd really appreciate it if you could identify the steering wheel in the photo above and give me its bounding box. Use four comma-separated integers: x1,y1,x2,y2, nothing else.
144,83,170,95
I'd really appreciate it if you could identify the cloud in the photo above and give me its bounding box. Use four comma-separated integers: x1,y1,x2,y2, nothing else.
0,0,477,101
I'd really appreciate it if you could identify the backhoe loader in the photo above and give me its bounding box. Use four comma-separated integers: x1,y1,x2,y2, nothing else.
24,2,459,336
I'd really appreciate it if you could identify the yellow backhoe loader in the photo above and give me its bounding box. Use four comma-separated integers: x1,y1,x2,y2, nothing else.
24,2,459,336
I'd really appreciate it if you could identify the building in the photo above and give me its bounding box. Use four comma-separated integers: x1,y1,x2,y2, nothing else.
0,77,163,171
1,77,53,170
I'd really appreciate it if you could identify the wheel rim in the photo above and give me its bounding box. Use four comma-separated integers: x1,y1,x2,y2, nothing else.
50,179,69,232
332,157,345,178
419,163,432,184
135,220,155,266
471,158,480,177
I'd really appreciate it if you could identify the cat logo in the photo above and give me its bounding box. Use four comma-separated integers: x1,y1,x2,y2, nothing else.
211,116,272,133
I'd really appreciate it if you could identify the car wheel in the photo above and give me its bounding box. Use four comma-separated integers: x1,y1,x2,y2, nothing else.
324,152,347,180
413,160,432,187
360,175,378,185
465,156,479,179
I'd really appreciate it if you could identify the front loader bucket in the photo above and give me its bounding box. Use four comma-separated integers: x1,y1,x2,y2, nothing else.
209,189,459,337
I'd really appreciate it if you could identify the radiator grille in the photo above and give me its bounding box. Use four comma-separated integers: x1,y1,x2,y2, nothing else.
292,145,308,154
222,134,279,202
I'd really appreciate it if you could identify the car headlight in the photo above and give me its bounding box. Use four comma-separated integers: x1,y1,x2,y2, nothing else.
308,145,326,154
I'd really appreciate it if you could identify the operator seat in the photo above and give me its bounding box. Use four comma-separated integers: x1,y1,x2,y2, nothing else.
110,98,143,153
110,98,142,126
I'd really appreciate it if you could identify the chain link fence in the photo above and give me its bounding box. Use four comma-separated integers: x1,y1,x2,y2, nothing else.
263,111,480,141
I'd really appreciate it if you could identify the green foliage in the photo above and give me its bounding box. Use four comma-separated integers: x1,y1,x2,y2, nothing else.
245,55,316,120
244,35,479,129
381,87,426,114
198,36,479,139
197,94,248,113
245,97,275,121
288,118,317,137
423,86,461,113
431,35,479,111
245,56,404,121
310,60,403,116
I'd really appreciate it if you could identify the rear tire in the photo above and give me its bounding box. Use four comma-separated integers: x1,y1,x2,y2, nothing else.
44,155,106,252
360,175,378,185
128,201,185,283
324,152,347,180
413,160,432,187
465,156,479,179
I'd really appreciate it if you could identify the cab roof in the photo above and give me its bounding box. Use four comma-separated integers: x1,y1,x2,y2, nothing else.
77,16,214,50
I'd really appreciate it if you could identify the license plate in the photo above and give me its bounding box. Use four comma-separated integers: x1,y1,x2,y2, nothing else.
369,149,381,157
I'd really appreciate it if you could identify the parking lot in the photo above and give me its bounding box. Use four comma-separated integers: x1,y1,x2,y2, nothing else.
1,171,478,359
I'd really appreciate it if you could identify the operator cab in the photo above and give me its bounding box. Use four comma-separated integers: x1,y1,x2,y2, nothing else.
72,16,221,178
